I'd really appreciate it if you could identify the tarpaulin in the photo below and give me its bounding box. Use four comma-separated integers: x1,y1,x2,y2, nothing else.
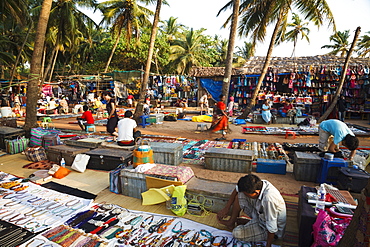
199,78,223,101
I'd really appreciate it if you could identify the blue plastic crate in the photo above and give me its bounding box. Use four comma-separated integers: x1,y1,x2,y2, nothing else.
256,158,286,175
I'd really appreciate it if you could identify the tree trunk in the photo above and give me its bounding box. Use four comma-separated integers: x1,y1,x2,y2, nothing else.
24,0,53,133
133,0,162,121
318,27,361,123
43,46,57,83
237,9,285,119
10,22,33,85
48,49,59,83
221,0,240,103
104,30,122,73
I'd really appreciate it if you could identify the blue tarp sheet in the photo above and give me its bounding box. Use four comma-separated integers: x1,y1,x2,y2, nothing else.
199,78,223,101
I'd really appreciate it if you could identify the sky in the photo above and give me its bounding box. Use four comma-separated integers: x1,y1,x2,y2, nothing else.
88,0,370,57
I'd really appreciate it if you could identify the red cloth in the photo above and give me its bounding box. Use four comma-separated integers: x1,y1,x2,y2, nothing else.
282,103,293,113
81,111,94,124
216,101,226,110
127,95,134,99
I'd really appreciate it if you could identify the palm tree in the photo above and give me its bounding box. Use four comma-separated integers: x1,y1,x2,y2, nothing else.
235,41,255,60
134,0,165,120
160,16,184,42
283,13,310,57
169,28,211,75
319,27,361,122
24,0,53,132
43,0,97,82
98,0,153,73
219,0,335,119
221,0,240,103
321,30,351,57
357,31,370,57
214,36,229,66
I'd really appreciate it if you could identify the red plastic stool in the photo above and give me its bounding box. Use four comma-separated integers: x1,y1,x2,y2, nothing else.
285,131,296,139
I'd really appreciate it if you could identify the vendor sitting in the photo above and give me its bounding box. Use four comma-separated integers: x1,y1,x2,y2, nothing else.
279,99,296,124
117,110,141,146
77,105,94,131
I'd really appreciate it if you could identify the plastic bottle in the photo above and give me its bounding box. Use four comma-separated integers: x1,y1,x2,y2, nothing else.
315,184,326,213
60,158,66,168
165,189,172,210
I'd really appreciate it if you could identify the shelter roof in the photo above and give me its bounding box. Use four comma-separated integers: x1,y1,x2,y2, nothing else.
189,55,370,77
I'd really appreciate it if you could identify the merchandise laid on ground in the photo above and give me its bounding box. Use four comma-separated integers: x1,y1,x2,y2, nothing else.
240,124,370,136
0,172,264,247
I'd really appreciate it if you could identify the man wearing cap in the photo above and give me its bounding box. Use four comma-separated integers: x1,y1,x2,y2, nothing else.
217,174,286,247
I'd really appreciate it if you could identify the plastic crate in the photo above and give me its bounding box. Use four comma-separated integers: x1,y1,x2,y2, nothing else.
256,158,286,175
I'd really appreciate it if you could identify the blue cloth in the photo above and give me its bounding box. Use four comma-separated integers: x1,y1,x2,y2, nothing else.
261,104,271,123
319,119,354,145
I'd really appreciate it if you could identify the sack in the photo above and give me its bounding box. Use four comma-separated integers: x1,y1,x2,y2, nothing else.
109,164,125,194
30,136,42,147
24,146,47,162
133,139,154,167
5,136,29,154
71,154,90,173
171,185,187,216
164,115,177,121
312,210,351,247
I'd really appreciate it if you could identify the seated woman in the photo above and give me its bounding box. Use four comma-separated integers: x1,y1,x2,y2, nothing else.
209,94,228,141
279,99,296,124
261,99,272,125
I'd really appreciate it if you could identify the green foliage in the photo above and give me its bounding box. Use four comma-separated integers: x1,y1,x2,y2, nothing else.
321,30,351,57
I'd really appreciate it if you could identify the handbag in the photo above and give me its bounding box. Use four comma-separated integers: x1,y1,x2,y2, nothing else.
71,154,90,173
133,139,154,167
24,146,47,162
5,136,29,154
109,164,125,194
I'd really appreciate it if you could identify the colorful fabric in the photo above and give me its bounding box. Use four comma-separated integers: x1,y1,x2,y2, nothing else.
144,164,194,184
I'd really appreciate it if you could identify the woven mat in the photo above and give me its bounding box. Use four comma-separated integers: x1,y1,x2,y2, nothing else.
282,194,299,247
22,160,57,170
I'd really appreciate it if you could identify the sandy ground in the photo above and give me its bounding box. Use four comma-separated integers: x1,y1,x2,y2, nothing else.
20,111,370,195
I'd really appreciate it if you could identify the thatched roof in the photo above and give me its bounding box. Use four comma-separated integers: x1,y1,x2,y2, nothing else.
189,55,370,77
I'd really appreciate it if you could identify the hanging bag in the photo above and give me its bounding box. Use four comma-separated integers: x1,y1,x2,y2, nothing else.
133,139,154,167
71,154,90,173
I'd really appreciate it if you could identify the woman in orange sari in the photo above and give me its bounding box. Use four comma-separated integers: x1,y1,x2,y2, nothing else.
210,94,228,140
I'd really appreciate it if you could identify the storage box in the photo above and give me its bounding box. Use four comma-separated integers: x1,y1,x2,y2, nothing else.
256,158,286,175
0,118,17,128
204,148,253,173
119,168,147,199
47,145,90,166
150,113,164,123
293,152,321,182
85,148,133,171
149,142,183,166
0,126,25,149
64,138,104,148
186,177,235,213
338,167,370,193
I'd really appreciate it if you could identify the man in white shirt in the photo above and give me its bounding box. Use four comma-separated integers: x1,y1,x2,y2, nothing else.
117,110,141,146
217,174,286,247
